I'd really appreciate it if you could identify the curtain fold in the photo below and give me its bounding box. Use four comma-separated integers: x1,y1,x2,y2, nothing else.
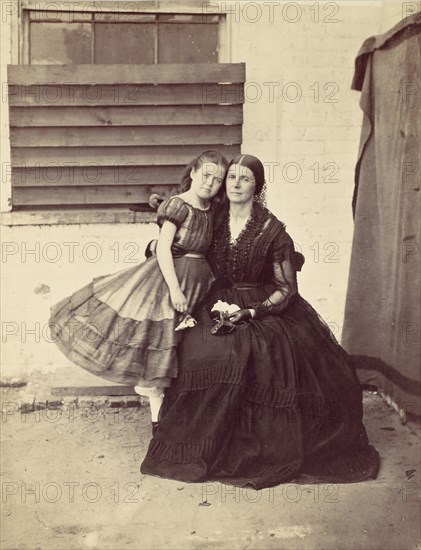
343,13,421,418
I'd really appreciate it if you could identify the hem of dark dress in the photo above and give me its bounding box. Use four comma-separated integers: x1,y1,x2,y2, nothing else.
141,442,379,489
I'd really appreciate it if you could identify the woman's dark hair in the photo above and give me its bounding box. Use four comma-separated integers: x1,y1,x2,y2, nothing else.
224,154,267,204
180,150,229,193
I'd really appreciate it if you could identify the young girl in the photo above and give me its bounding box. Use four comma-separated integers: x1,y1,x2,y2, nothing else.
49,151,228,432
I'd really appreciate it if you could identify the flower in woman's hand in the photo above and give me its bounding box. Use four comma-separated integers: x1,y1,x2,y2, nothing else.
209,301,241,336
211,300,241,318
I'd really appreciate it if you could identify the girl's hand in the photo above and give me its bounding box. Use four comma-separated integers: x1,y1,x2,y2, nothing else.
170,287,188,313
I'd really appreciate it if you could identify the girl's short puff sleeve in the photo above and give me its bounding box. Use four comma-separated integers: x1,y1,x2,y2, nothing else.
157,197,189,229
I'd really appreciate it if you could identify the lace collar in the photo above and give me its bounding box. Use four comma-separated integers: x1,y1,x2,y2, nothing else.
228,210,255,246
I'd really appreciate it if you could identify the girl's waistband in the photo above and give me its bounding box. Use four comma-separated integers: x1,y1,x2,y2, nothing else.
173,252,205,259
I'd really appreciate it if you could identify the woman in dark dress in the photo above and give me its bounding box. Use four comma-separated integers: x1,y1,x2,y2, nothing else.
141,154,379,489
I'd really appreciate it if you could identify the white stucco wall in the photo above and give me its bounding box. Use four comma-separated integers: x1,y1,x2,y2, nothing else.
231,0,407,328
0,1,413,384
1,223,158,382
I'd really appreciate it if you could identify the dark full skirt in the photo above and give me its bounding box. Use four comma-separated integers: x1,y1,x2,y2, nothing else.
141,286,380,489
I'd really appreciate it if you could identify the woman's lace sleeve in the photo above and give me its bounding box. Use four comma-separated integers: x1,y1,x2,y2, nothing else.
247,242,305,319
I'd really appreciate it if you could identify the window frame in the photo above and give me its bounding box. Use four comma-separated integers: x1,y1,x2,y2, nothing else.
19,0,231,65
2,1,234,224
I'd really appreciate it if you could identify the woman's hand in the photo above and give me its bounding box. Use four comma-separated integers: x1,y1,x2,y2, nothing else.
170,287,188,313
229,309,254,324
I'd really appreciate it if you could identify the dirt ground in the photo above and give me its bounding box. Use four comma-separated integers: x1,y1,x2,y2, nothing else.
1,389,420,550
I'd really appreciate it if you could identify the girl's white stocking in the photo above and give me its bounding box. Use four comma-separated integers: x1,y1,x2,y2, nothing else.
134,386,164,422
149,395,164,422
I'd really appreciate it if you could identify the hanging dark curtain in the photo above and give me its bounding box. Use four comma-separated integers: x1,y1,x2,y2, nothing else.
342,13,421,418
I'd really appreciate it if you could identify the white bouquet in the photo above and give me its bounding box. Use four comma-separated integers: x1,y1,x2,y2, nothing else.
210,301,240,336
211,300,240,316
